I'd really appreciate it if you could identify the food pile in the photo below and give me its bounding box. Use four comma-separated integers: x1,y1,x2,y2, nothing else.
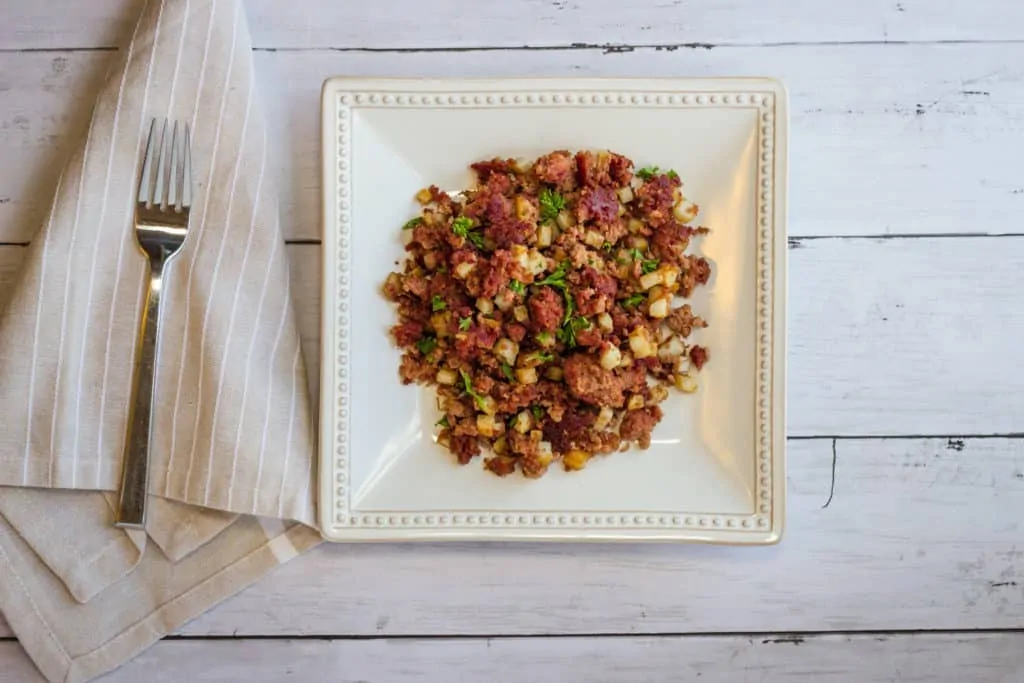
382,150,711,478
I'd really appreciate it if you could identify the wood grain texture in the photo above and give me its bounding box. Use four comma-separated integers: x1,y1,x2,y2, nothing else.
5,632,1024,683
3,44,1024,244
2,0,1024,50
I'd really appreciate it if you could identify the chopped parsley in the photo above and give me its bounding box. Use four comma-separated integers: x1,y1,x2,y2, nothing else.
431,295,446,312
459,369,487,411
557,316,590,348
641,258,660,275
509,279,525,296
500,362,516,382
435,415,450,429
416,336,438,355
535,260,569,289
452,216,486,249
531,405,544,422
636,166,679,181
601,241,613,251
458,316,473,331
402,216,423,230
629,248,644,261
562,289,576,325
538,188,566,223
621,293,646,308
525,351,554,364
451,216,473,238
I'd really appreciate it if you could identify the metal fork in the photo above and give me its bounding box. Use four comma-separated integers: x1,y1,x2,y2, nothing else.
115,118,192,529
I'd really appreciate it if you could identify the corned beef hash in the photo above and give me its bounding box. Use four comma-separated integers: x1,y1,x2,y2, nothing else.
382,150,711,478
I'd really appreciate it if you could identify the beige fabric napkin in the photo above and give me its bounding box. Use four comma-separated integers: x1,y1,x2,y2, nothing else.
0,1,324,680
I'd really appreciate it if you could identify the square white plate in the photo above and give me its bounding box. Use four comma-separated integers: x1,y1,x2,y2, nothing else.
319,78,787,543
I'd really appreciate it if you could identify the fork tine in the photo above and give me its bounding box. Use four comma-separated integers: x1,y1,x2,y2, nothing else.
168,121,180,210
138,119,159,206
182,123,193,210
153,118,170,208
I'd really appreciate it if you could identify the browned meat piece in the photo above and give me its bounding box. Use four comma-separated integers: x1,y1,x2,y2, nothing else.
576,186,619,225
471,158,516,181
450,435,481,464
506,322,528,343
391,321,424,347
575,150,611,187
542,407,596,454
636,174,678,228
534,150,576,190
528,287,564,332
689,345,709,370
607,152,634,186
665,304,707,337
484,456,517,476
563,353,626,408
619,406,662,449
484,218,531,249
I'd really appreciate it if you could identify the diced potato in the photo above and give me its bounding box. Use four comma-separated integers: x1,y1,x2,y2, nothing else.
627,394,645,411
526,249,547,276
535,331,555,348
479,395,498,416
648,297,669,318
649,285,665,301
618,351,634,368
453,261,476,279
513,411,534,434
675,354,692,374
597,312,613,333
513,305,530,323
594,406,614,431
516,367,539,385
626,235,648,251
628,327,656,358
563,450,591,471
658,336,686,362
476,297,494,314
639,271,662,290
431,312,451,337
494,338,520,366
584,230,605,248
492,436,508,455
617,186,634,203
515,195,537,222
627,218,645,234
495,289,516,311
537,441,554,461
436,368,457,385
415,188,433,204
674,199,699,224
436,433,451,448
537,223,553,248
675,373,698,393
617,203,627,217
544,366,564,381
423,251,440,270
649,385,669,404
476,414,502,437
556,210,574,230
660,266,679,287
599,343,622,370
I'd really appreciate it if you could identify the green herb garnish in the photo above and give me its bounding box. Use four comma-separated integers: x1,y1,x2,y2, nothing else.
436,415,450,429
525,351,554,364
451,216,473,238
402,216,423,230
562,289,576,325
465,230,486,249
621,293,646,308
539,188,566,223
531,405,544,422
641,258,659,275
601,241,613,251
509,279,525,296
416,336,438,355
636,166,660,180
629,248,644,261
459,369,487,410
557,316,591,348
458,316,472,331
431,295,446,312
667,169,680,181
501,362,516,382
535,260,570,289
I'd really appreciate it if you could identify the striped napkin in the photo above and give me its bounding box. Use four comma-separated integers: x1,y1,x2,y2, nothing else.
0,1,322,681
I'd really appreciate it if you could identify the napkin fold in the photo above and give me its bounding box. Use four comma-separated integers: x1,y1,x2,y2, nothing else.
0,1,323,680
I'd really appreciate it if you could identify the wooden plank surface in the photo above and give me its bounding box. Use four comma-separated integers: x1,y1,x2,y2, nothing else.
4,632,1024,683
2,0,1024,50
3,43,1024,244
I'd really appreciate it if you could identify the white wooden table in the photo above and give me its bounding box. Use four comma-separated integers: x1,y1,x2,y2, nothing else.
2,1,1023,681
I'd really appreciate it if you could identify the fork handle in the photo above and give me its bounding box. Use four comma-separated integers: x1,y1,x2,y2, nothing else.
115,254,165,529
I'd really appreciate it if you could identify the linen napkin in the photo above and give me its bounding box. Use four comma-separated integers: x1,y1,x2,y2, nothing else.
0,1,323,680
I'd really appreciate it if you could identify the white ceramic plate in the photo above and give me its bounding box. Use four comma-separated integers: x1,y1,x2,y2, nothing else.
319,78,787,543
